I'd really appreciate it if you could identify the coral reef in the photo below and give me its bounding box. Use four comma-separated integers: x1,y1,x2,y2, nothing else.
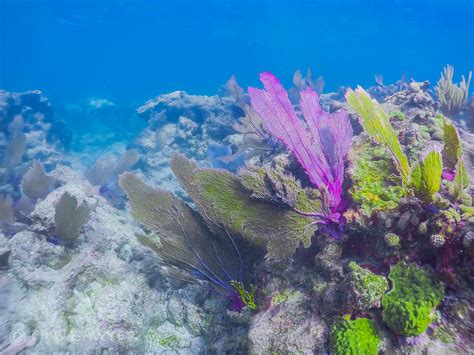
0,64,473,354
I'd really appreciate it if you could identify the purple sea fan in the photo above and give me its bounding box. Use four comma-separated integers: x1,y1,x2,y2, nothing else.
248,72,353,218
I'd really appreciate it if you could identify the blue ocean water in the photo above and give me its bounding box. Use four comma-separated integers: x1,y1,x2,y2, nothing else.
1,0,473,108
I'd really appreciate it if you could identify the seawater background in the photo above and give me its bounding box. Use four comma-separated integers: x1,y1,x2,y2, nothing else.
1,0,473,151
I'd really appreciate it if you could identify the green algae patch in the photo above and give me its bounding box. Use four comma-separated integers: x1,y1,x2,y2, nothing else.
330,317,381,355
159,334,179,348
270,289,300,306
433,325,456,344
349,141,406,214
381,262,444,336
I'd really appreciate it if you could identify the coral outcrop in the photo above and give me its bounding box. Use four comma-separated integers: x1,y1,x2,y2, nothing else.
0,65,473,354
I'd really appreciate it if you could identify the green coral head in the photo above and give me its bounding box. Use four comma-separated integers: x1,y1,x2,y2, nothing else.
381,262,444,336
349,140,406,214
330,317,381,355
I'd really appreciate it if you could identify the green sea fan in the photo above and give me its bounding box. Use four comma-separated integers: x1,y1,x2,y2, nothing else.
345,86,410,183
452,159,469,201
409,150,443,203
170,154,317,260
442,119,462,171
119,172,259,301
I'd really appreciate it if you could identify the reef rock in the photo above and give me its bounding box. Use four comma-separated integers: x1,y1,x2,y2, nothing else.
1,165,247,353
137,90,242,141
133,91,244,197
383,81,438,123
248,290,328,354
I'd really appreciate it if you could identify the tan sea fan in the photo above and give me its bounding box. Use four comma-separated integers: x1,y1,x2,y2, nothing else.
435,64,472,117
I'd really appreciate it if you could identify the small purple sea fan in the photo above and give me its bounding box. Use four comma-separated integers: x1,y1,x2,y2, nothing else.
248,72,353,217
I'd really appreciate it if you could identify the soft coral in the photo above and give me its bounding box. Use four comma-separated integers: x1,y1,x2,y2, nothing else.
248,72,353,222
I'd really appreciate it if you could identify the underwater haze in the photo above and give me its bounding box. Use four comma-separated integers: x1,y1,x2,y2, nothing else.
2,0,473,104
1,0,474,354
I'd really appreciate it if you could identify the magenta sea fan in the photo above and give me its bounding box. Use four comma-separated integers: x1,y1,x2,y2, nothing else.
248,72,353,216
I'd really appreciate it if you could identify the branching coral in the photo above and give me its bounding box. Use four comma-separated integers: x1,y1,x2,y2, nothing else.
330,317,381,355
381,262,444,336
249,72,353,221
435,65,472,117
